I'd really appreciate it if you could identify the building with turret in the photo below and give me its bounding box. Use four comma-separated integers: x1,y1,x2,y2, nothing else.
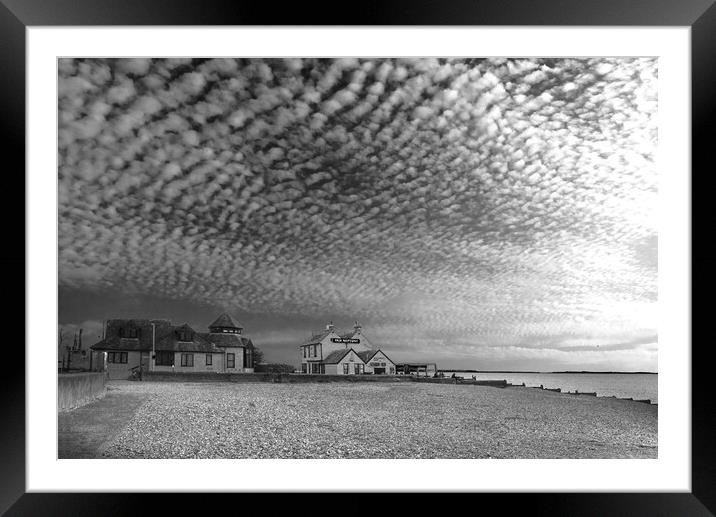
90,313,255,379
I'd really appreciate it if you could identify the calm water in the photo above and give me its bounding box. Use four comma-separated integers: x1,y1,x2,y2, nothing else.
441,372,658,404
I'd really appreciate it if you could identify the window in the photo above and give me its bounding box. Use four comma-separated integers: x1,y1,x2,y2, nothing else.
107,352,128,363
313,344,317,357
303,347,306,358
354,364,361,375
301,363,307,373
343,363,349,374
155,351,174,366
227,353,235,368
176,329,193,342
128,327,139,338
181,353,194,367
389,367,395,374
206,354,212,366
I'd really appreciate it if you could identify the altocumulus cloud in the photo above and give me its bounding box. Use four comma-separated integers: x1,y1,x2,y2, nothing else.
58,58,657,370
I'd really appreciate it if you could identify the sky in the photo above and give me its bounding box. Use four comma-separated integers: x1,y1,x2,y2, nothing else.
57,57,658,371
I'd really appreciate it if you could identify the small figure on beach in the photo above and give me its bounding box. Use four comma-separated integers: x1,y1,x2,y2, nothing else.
450,373,456,379
472,375,476,380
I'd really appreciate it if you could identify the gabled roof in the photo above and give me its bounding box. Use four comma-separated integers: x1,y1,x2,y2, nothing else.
91,336,149,352
322,348,365,365
338,330,358,339
300,329,332,346
153,324,223,353
364,349,396,366
208,313,242,329
356,350,378,363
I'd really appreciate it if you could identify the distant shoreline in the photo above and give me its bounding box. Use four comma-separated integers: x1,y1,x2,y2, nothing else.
439,370,658,375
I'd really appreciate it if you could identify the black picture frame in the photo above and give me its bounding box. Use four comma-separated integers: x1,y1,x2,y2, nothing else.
2,0,711,514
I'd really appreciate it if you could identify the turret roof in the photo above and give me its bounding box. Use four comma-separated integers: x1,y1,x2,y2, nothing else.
208,313,243,329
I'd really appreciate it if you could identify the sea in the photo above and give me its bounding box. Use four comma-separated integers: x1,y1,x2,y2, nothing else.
440,371,658,404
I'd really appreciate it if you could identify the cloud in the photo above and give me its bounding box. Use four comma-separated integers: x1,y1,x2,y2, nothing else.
57,58,658,369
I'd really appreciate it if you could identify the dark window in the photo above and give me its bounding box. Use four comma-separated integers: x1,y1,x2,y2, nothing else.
107,352,128,364
343,363,349,374
301,363,307,373
156,351,174,366
181,353,194,367
227,353,235,368
176,329,193,342
303,347,306,358
206,354,212,366
118,328,124,338
128,327,139,338
354,364,360,374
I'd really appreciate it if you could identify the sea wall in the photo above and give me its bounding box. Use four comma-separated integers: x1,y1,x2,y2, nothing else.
141,371,509,387
58,372,107,410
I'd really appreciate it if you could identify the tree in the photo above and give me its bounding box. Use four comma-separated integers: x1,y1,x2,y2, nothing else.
252,347,264,367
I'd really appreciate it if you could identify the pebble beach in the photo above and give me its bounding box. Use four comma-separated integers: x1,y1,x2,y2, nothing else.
89,381,657,459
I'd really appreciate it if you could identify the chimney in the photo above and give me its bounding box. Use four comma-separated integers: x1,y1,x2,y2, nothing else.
353,321,362,334
326,321,335,332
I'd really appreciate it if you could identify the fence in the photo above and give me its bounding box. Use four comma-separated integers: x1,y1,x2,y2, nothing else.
58,372,107,410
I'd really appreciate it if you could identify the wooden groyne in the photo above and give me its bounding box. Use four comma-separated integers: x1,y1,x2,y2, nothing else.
508,382,654,404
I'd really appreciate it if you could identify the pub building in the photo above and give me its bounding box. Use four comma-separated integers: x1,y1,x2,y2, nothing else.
298,321,396,375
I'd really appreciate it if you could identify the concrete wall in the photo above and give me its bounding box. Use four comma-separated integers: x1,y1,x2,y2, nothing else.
332,349,365,375
172,351,223,373
58,372,107,410
224,346,244,372
142,372,509,387
106,351,142,380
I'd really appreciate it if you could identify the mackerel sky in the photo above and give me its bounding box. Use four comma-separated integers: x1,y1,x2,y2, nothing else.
58,58,658,371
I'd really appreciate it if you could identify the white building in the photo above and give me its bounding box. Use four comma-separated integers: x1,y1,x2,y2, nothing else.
299,322,394,375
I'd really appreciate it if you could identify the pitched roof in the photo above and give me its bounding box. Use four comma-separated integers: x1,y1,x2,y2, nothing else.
364,349,396,366
300,329,331,346
154,325,223,353
200,332,254,349
91,336,149,352
338,330,358,339
321,349,352,364
91,318,172,351
208,313,242,329
356,350,378,363
322,348,366,365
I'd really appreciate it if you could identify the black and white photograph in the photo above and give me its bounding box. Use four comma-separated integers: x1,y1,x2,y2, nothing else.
56,56,659,460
